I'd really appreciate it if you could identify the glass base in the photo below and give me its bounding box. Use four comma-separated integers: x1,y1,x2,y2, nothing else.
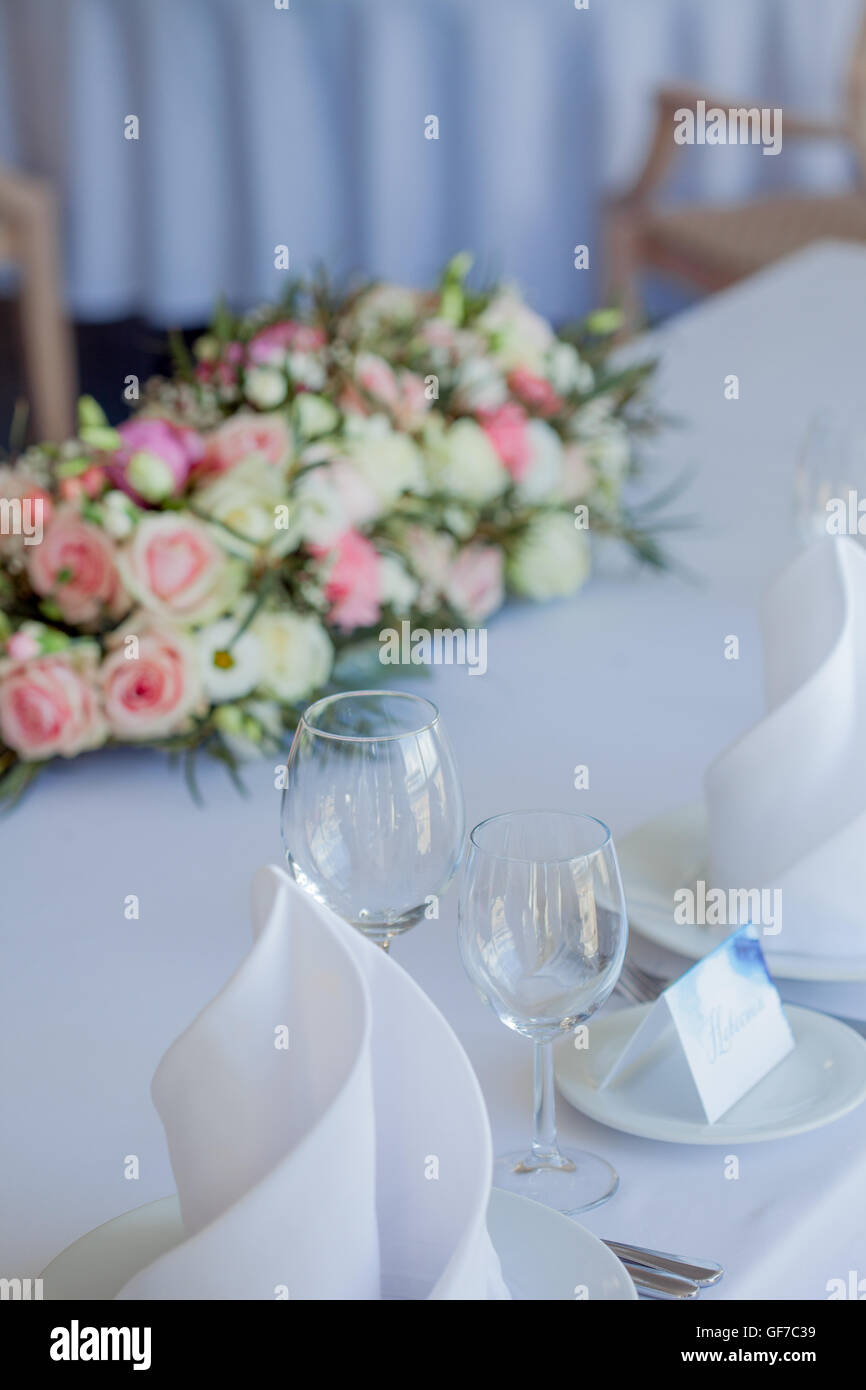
493,1148,619,1215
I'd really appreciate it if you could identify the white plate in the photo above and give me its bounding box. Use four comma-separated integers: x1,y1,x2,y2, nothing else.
619,803,866,983
556,1002,866,1145
40,1187,636,1302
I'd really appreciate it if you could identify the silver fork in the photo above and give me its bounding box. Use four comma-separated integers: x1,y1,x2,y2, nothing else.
616,956,866,1037
615,957,667,1006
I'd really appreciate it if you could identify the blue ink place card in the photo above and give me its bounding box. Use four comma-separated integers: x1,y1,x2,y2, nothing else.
600,927,795,1123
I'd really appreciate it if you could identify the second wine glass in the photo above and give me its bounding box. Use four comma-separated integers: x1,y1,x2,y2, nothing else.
281,689,464,950
458,810,628,1213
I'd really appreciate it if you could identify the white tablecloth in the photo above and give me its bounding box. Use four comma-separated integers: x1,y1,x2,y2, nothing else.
2,242,866,1297
0,0,861,322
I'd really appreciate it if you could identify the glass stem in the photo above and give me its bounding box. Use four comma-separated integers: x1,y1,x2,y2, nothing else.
531,1040,560,1162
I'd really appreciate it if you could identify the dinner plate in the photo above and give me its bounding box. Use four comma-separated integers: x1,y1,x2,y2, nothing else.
555,1002,866,1145
40,1187,636,1302
618,803,866,983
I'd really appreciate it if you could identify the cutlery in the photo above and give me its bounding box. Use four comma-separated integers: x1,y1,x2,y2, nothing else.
616,956,866,1038
614,958,666,1006
619,1260,699,1299
604,1238,723,1286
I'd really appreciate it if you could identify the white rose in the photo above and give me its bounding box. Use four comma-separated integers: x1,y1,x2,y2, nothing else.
244,366,288,409
293,393,340,440
100,489,138,540
343,411,391,442
507,513,590,599
287,352,326,391
452,357,508,412
546,342,594,396
398,524,455,610
379,554,419,614
476,289,554,372
349,283,423,337
294,461,381,547
442,504,477,539
345,429,427,507
516,420,563,503
195,457,300,559
425,419,507,504
253,610,333,704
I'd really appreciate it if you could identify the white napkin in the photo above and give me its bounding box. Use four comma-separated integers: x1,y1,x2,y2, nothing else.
117,866,509,1300
705,536,866,961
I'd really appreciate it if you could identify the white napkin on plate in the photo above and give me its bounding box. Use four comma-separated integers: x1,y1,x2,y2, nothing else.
705,536,866,961
116,865,509,1300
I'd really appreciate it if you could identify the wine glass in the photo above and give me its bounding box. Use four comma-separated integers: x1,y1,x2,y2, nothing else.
281,689,464,950
794,408,866,546
458,809,628,1214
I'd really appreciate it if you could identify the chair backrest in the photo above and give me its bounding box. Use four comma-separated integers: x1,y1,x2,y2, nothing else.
847,4,866,176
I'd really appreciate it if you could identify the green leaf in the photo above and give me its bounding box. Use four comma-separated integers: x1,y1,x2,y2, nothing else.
77,395,108,429
0,759,42,811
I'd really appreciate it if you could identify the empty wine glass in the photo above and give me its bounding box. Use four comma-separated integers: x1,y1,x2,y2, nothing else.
794,408,866,546
281,690,464,950
459,810,627,1214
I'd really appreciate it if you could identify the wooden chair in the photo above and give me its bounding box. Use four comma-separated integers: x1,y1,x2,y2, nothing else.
0,165,77,442
606,11,866,334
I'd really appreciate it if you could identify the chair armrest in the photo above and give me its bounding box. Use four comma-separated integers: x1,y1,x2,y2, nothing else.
0,165,54,227
616,84,847,208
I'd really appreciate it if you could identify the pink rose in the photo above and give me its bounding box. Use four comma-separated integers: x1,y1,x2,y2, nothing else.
202,411,292,475
313,529,381,633
479,403,532,481
354,353,430,430
338,382,371,418
108,419,204,503
195,341,243,390
443,544,505,623
6,631,40,660
560,443,593,501
26,507,127,625
100,621,203,741
248,321,326,364
117,513,241,624
355,353,401,409
0,467,53,557
394,371,431,431
508,367,564,418
58,466,106,504
0,651,106,759
401,524,455,611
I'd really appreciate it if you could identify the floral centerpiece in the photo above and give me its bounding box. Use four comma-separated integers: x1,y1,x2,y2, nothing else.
0,254,662,805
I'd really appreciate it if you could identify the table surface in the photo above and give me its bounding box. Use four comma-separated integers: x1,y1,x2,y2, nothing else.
3,241,866,1297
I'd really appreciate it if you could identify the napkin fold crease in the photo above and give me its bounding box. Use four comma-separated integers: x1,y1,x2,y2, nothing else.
705,536,866,961
117,865,509,1300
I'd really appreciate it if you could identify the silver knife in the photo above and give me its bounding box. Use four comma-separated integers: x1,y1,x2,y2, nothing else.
605,1239,723,1287
620,1260,700,1299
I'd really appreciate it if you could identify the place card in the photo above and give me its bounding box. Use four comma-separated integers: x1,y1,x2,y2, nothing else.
600,927,795,1123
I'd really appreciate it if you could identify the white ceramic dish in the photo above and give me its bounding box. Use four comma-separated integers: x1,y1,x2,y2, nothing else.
555,1002,866,1145
40,1187,637,1302
618,804,866,983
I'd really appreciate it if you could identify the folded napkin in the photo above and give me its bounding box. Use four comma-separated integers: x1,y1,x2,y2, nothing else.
705,536,866,961
117,866,509,1300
